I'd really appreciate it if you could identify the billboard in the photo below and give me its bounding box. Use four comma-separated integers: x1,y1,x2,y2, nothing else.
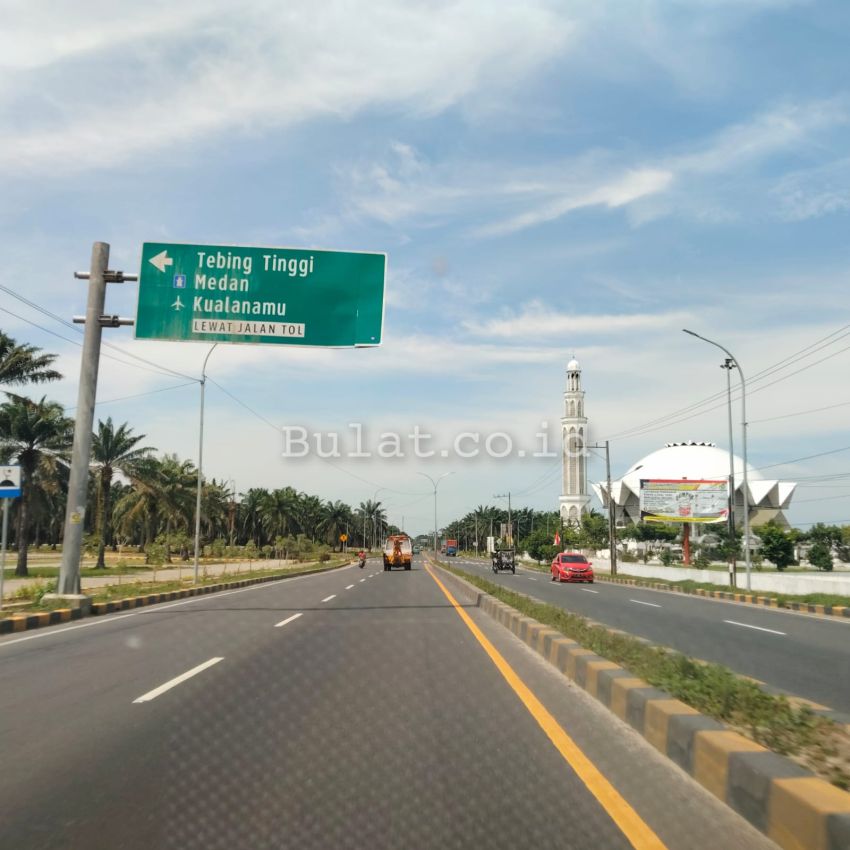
639,479,728,524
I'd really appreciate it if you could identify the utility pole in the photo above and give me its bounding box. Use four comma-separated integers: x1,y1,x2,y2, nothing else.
55,243,136,599
494,492,512,545
588,441,617,577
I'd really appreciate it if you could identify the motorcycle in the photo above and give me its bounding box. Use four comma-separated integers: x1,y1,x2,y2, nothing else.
358,555,366,569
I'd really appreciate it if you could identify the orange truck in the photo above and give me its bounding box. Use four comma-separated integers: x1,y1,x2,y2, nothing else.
383,534,413,571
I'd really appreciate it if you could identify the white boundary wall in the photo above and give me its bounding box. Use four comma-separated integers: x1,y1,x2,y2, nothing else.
591,558,850,596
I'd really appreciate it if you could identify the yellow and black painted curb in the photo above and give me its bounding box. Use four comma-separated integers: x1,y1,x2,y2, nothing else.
596,573,850,619
0,561,352,636
432,561,850,850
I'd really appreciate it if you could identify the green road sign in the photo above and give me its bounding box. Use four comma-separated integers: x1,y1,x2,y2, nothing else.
135,243,385,347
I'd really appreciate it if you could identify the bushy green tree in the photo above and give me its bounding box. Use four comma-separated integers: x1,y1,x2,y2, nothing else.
521,528,559,563
579,510,608,548
755,522,795,571
808,541,834,572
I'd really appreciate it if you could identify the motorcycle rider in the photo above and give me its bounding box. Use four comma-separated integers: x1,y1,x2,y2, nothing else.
357,549,366,568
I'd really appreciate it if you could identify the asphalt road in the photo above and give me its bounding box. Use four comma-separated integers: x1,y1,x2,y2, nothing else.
450,556,850,712
0,556,776,849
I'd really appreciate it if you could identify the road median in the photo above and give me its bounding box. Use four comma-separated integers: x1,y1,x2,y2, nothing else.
429,558,850,850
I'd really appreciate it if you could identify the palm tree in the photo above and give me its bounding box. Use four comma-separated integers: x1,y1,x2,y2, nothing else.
239,488,268,546
322,500,353,550
90,417,155,568
260,487,298,542
296,493,326,542
155,455,196,561
113,457,163,555
0,332,62,387
0,396,73,575
202,479,230,543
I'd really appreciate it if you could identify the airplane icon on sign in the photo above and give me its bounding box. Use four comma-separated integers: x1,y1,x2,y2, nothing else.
172,296,185,311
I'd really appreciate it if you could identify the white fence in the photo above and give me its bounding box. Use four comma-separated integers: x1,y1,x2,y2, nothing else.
591,558,850,596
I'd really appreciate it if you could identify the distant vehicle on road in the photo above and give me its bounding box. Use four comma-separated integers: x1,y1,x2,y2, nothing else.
384,534,413,571
551,553,594,583
412,545,420,554
445,538,458,556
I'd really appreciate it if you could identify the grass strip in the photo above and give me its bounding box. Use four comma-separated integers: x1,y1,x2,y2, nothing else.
0,559,348,614
439,560,850,790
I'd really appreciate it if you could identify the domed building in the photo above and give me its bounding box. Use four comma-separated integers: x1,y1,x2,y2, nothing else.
592,441,797,531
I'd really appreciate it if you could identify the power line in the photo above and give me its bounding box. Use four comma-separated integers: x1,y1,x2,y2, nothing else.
755,444,850,472
609,337,850,443
605,321,850,441
0,283,197,382
0,303,191,381
64,381,197,412
749,398,850,424
792,493,850,504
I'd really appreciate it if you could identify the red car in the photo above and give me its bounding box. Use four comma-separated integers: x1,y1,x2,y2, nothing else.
551,552,594,583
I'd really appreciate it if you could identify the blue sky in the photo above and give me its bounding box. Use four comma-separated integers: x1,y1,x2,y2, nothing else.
2,0,850,533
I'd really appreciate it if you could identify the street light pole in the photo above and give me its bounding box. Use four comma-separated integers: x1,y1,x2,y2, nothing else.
417,472,453,553
371,487,386,552
722,359,737,588
683,330,752,591
193,344,218,583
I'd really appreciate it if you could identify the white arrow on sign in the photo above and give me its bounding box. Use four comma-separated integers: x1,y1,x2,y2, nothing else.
149,250,173,273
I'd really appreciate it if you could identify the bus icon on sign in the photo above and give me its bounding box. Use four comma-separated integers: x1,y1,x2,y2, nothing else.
173,274,187,289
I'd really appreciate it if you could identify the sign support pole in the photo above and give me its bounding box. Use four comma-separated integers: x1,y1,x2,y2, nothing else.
0,499,8,611
57,243,109,596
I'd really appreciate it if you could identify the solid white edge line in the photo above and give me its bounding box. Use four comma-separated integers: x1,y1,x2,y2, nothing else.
630,599,662,608
133,657,223,703
274,613,303,628
0,564,357,649
321,594,336,602
724,619,786,636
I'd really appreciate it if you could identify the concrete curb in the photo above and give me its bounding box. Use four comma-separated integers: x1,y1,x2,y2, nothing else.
0,561,352,635
432,561,850,850
596,573,849,619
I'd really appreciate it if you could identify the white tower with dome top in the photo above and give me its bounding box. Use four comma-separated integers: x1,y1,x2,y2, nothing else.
559,358,591,526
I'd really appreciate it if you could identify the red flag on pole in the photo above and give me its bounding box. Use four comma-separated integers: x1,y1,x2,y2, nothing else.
554,531,561,546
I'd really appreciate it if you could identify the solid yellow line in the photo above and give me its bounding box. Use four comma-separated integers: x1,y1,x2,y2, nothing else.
427,564,667,850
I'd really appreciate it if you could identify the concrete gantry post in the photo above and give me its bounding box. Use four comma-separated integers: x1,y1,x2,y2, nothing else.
57,244,109,596
56,243,138,599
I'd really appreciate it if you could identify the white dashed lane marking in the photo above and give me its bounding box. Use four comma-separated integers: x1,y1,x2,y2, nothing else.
133,657,223,704
724,620,786,636
630,599,661,608
274,613,303,628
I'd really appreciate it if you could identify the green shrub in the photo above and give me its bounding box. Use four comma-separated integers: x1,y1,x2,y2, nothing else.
809,542,834,572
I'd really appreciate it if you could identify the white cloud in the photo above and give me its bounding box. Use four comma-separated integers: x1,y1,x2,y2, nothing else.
462,301,693,338
472,168,674,237
0,1,572,176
